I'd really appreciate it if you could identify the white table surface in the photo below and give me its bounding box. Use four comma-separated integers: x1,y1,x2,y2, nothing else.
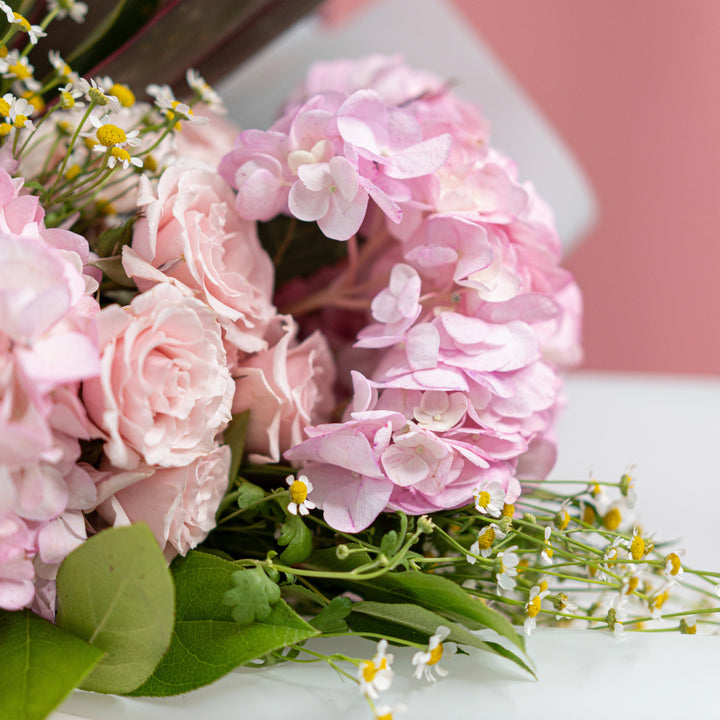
53,371,720,719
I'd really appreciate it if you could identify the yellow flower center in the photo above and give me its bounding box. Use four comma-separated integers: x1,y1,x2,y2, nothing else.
555,510,570,530
0,98,9,116
109,83,135,108
680,618,696,635
110,147,131,162
96,123,127,147
60,92,75,109
630,534,645,560
22,92,43,114
12,114,28,129
0,122,12,136
603,507,622,531
427,642,443,666
9,62,30,80
653,590,669,610
666,553,682,575
96,199,117,216
376,713,393,720
478,526,495,550
289,480,308,505
526,595,542,619
0,47,7,58
539,579,548,593
361,657,387,682
144,154,158,172
502,503,515,518
582,505,596,525
476,491,491,509
12,13,31,31
65,164,81,181
544,543,554,559
625,576,639,595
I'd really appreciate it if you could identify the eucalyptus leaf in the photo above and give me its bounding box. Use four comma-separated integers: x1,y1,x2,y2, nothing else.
278,514,313,565
223,567,281,625
130,551,318,696
55,524,175,694
0,610,104,720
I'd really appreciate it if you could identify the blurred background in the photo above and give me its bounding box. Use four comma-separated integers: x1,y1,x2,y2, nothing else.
320,0,720,376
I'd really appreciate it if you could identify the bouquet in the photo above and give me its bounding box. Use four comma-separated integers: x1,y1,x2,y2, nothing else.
1,5,718,720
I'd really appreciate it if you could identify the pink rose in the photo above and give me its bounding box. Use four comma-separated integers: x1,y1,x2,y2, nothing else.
96,445,231,562
83,283,234,470
126,162,275,354
232,317,336,463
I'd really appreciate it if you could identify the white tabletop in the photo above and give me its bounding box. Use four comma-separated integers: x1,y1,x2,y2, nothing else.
53,371,720,719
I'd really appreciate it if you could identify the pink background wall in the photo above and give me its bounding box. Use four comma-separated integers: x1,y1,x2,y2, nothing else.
323,0,720,375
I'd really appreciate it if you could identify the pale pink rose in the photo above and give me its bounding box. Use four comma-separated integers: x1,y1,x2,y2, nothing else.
96,445,230,561
127,162,275,354
232,317,336,463
83,283,234,470
0,508,35,610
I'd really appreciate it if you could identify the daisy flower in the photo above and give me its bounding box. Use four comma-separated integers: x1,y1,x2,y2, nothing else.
540,525,554,563
412,626,454,682
73,77,121,113
374,704,407,720
48,0,88,22
496,545,520,591
357,639,394,699
663,551,685,581
107,147,143,170
285,474,315,516
524,584,550,636
0,51,40,92
467,522,505,563
7,96,34,130
0,4,46,44
186,69,226,114
473,481,505,517
87,113,140,150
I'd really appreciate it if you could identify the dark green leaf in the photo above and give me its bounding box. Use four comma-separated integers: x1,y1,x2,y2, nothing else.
0,611,104,720
223,411,250,482
91,256,136,287
310,596,353,634
224,567,281,625
278,514,313,565
55,524,175,694
94,216,137,258
130,552,318,696
350,601,534,677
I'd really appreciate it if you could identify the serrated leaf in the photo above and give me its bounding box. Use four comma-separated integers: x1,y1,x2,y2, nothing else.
350,601,534,677
310,596,353,634
235,479,266,510
224,411,250,482
277,514,313,565
130,551,319,696
223,567,281,625
55,524,175,694
0,611,104,720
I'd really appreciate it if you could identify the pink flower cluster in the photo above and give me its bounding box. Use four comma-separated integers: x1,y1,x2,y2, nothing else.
252,55,584,532
0,169,100,616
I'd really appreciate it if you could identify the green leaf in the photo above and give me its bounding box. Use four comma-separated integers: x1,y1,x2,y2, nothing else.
277,514,313,565
94,216,137,258
349,602,535,677
130,552,319,696
380,530,400,556
223,411,250,482
223,567,281,625
310,596,353,634
91,256,136,287
55,524,175,694
0,610,104,720
234,479,266,510
308,549,524,652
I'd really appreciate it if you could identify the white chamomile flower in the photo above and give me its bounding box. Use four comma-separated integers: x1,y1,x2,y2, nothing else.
599,536,624,580
473,481,505,518
285,474,315,516
7,10,45,44
608,593,628,638
650,585,671,621
467,522,505,564
541,525,554,564
58,83,84,110
679,614,697,635
107,147,142,170
0,51,40,92
87,113,140,150
186,68,226,114
496,545,520,591
48,0,89,23
374,704,407,720
7,96,34,130
74,77,121,113
147,82,206,124
663,551,685,581
412,625,455,682
524,584,550,636
357,639,394,699
554,591,578,620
